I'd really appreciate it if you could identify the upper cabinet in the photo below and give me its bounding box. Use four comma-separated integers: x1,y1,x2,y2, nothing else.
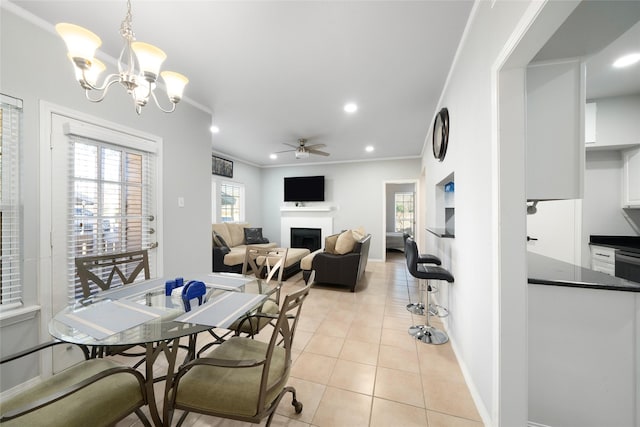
622,146,640,208
526,59,585,201
585,95,640,150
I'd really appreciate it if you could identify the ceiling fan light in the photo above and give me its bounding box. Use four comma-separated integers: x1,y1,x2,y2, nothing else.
132,42,167,80
295,150,310,159
161,71,189,102
56,23,102,66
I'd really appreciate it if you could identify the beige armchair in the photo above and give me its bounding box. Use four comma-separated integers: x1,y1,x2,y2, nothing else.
0,341,150,426
165,283,312,426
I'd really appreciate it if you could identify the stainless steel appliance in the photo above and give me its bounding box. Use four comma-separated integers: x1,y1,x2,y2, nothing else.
615,250,640,283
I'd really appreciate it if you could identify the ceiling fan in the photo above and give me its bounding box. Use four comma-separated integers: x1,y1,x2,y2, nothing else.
278,138,330,159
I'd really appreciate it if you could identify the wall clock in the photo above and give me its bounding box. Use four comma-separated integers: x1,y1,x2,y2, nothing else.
432,107,450,162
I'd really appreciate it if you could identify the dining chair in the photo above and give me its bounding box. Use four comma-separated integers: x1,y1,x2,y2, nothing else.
75,249,150,363
165,282,312,427
230,246,289,338
0,340,151,426
75,249,150,298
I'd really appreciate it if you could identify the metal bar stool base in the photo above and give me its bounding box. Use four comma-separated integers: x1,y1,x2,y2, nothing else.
408,325,449,345
406,302,425,315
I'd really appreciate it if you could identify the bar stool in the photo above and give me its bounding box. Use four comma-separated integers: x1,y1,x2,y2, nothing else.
404,235,442,316
405,237,454,344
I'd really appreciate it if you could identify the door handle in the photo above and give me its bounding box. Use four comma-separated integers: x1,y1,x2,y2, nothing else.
527,236,538,242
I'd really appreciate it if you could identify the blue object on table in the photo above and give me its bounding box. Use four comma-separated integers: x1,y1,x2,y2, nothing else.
165,280,176,296
182,280,207,312
175,277,184,287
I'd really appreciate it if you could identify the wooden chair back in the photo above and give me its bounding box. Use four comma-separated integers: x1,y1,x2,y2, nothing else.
75,249,150,298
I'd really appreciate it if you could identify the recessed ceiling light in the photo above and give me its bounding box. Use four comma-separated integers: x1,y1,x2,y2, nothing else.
270,153,277,160
344,103,358,113
613,53,640,68
365,145,374,152
210,125,220,134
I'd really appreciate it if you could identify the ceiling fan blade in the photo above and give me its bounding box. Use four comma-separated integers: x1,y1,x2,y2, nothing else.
282,142,299,149
275,148,297,153
305,143,326,150
309,149,330,156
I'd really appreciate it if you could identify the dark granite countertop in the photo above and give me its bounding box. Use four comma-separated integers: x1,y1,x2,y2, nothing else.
528,252,640,292
589,235,640,254
426,227,455,238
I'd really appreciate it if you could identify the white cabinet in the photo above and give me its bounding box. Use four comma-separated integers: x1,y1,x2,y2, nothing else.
622,146,640,208
585,102,596,144
590,244,616,276
586,95,640,150
526,59,585,200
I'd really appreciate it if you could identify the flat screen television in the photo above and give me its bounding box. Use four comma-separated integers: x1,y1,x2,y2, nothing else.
284,176,325,202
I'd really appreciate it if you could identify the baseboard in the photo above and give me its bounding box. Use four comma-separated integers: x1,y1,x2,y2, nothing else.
528,422,553,427
445,323,493,426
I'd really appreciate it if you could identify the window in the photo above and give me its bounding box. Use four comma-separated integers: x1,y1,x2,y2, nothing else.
67,134,156,300
219,182,244,222
394,192,414,234
0,95,22,309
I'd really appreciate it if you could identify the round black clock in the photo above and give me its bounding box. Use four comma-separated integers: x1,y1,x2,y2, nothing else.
432,107,449,162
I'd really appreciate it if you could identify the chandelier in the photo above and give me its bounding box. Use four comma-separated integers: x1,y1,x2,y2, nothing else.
55,0,188,115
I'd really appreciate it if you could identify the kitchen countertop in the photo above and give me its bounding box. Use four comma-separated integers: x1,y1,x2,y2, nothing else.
426,227,455,238
528,252,640,292
589,235,640,254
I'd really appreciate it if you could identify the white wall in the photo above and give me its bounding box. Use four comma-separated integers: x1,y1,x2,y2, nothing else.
421,1,535,423
0,8,213,391
260,159,421,261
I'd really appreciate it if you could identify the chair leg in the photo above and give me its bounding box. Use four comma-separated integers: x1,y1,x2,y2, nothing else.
265,386,303,426
176,410,190,427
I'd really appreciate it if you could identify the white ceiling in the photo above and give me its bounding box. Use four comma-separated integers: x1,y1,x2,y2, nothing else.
8,0,474,166
8,1,639,167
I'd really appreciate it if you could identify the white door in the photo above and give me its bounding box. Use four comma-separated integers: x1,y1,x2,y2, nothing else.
46,112,160,372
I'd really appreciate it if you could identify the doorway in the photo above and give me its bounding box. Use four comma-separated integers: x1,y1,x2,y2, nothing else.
383,180,418,262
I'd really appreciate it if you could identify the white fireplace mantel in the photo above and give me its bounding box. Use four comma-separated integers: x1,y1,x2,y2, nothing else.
280,207,334,248
280,206,334,212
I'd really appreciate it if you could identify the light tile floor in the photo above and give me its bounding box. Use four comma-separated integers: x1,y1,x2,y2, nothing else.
118,252,484,426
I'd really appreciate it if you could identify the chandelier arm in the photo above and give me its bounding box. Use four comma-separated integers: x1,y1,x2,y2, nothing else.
80,69,121,92
83,77,122,103
150,90,177,113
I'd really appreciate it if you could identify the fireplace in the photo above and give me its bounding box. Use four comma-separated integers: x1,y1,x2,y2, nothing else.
291,228,322,252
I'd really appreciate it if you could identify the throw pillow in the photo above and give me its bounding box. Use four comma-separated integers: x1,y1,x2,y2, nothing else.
244,227,268,245
334,230,357,254
324,233,340,254
352,226,366,241
213,231,229,249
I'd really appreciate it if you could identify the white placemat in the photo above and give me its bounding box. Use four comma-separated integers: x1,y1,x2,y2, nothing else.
56,299,166,340
175,292,266,328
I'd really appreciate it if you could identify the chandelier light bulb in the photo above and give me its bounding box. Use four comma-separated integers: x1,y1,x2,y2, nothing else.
56,23,102,67
70,55,106,87
131,41,167,81
161,71,189,102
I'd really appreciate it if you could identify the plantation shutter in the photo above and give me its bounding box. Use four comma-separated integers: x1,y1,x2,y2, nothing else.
0,95,22,309
64,124,157,301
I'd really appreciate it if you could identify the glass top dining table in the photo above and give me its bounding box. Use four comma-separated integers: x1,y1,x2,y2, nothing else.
48,273,265,427
49,273,259,346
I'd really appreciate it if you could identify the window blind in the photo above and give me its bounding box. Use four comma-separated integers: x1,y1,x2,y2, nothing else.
0,95,23,309
66,133,156,301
